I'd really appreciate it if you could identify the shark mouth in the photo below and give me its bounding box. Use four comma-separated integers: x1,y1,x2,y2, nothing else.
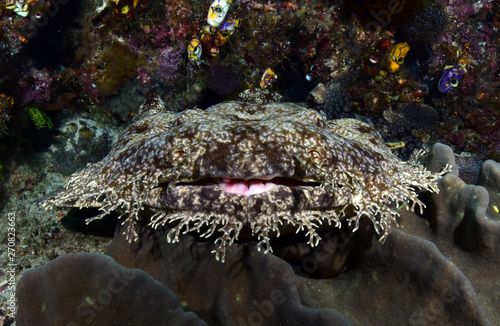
218,178,278,196
176,177,321,197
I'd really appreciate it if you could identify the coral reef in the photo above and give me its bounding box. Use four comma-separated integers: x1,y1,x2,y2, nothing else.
0,0,498,324
305,66,361,119
0,0,497,159
47,117,120,174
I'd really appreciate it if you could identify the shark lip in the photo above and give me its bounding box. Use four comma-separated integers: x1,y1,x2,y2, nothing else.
146,175,337,220
175,177,321,197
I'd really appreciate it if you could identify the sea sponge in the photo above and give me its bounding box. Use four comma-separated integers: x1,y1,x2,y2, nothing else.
398,4,447,46
96,43,139,96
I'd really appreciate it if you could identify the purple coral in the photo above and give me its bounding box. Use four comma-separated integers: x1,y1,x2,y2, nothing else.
22,68,52,103
158,44,185,83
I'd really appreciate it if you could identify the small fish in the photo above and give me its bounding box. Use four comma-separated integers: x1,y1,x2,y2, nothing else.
214,16,241,47
187,39,202,62
438,65,466,93
387,42,410,73
260,68,277,88
207,0,232,28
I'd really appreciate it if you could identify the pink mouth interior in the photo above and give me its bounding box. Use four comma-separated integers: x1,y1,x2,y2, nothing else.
174,177,320,197
219,178,276,196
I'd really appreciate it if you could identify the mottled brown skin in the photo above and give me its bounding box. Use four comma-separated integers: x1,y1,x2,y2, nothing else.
44,101,449,262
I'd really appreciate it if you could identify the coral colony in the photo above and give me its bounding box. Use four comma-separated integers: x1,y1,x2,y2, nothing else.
0,0,499,324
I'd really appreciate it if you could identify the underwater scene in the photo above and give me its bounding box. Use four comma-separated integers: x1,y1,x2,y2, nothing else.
0,0,499,325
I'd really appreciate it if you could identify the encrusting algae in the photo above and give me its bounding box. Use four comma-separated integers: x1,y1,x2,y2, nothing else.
43,100,450,262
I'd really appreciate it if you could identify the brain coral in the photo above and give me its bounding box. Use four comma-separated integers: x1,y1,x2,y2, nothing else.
44,100,449,262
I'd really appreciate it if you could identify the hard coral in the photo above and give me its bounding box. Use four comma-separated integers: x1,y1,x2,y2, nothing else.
17,253,207,326
158,44,185,83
